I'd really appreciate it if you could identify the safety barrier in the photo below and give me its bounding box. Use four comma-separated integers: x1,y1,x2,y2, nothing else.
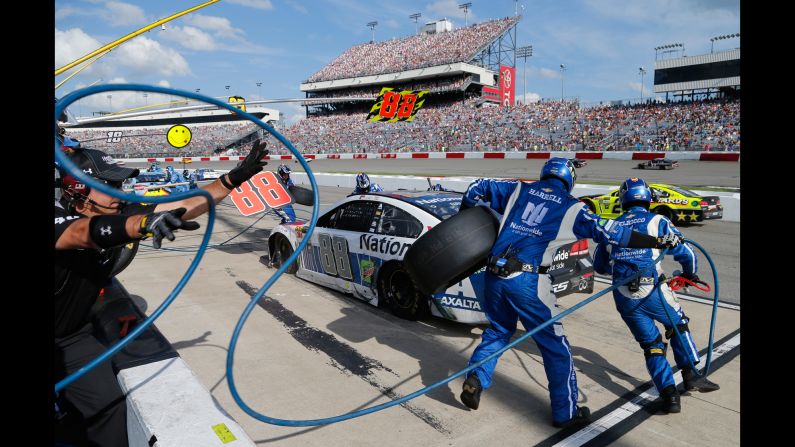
288,173,741,223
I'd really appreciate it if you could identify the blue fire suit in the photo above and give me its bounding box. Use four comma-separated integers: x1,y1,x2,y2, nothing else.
463,178,636,423
353,183,384,195
593,206,700,394
274,176,297,223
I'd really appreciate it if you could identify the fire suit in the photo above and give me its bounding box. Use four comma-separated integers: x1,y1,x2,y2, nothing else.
593,205,700,394
275,175,297,223
463,178,637,423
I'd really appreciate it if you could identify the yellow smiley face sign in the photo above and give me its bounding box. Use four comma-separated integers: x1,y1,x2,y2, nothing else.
167,125,192,148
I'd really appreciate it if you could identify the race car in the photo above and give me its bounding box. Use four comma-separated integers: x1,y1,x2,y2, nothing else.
191,168,224,180
570,158,588,168
267,190,595,324
637,158,679,170
579,183,723,224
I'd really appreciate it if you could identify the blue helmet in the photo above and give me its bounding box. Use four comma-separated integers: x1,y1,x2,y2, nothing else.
540,157,577,192
356,172,370,190
277,164,291,180
619,177,652,209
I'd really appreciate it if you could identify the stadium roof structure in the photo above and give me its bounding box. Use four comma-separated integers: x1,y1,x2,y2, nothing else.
653,48,740,94
301,16,520,93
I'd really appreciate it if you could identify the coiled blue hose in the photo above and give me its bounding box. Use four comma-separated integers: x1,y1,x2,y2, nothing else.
658,238,720,378
225,249,670,426
54,84,322,393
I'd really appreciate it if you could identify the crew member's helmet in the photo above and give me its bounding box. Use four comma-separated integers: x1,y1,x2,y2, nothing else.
277,164,291,181
356,172,370,190
619,177,652,209
540,157,577,192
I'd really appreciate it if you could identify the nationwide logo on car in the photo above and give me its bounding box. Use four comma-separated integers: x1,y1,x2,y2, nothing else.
552,250,569,262
360,234,412,256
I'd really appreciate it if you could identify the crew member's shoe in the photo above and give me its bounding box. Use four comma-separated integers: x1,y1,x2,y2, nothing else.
460,375,482,410
552,406,591,428
681,367,720,392
661,385,681,414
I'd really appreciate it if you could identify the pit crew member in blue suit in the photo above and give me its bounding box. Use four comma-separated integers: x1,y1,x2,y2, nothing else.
353,172,383,194
274,163,297,223
593,177,719,414
165,165,189,193
458,158,682,429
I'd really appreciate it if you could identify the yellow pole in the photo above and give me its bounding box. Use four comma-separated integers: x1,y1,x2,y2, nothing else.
55,49,112,89
55,0,220,76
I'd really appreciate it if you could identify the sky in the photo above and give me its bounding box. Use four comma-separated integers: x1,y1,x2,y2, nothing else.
55,0,740,125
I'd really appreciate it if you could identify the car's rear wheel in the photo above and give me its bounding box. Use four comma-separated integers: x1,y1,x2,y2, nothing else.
271,235,298,274
654,206,673,221
378,263,428,320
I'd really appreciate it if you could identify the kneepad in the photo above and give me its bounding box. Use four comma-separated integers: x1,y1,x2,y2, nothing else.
664,318,691,340
640,335,668,359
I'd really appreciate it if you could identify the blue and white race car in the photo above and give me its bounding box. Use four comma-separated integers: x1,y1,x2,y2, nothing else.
267,190,594,324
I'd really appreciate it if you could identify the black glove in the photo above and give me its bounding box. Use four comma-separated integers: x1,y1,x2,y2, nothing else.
139,208,200,249
226,139,269,187
681,271,700,283
656,233,683,249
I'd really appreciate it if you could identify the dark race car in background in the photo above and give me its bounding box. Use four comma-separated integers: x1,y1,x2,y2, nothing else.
570,158,588,168
637,158,679,170
267,190,595,324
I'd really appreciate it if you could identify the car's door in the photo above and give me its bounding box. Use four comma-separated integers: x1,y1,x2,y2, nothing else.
298,200,377,291
352,202,424,300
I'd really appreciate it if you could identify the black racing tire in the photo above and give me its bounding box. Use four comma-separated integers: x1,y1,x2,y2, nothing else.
288,185,314,206
271,235,298,274
582,199,596,213
654,206,673,221
378,262,428,320
404,206,499,296
109,241,139,277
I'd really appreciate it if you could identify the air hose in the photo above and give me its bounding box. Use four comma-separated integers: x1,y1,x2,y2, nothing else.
54,84,322,394
657,238,720,379
224,250,670,426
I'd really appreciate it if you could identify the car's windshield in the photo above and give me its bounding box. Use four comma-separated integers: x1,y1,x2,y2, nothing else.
666,185,699,197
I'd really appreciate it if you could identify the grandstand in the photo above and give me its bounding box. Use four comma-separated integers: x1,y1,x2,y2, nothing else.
653,48,740,102
272,20,740,155
63,100,281,158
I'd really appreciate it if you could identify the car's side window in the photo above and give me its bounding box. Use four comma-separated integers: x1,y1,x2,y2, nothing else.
334,201,379,232
376,204,423,238
652,187,668,199
317,206,341,228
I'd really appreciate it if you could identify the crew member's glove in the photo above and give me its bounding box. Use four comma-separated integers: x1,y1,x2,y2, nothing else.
656,233,683,249
681,271,700,283
139,208,200,249
225,139,269,187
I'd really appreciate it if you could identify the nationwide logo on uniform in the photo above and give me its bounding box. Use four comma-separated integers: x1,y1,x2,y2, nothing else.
521,202,548,227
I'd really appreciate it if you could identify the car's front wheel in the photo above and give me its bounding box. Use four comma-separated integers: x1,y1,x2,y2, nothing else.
378,263,428,320
270,235,298,274
654,206,673,221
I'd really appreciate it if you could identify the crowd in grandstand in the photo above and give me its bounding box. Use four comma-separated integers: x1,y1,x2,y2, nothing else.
275,97,740,154
65,97,739,157
65,122,259,157
306,76,470,101
306,17,518,83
